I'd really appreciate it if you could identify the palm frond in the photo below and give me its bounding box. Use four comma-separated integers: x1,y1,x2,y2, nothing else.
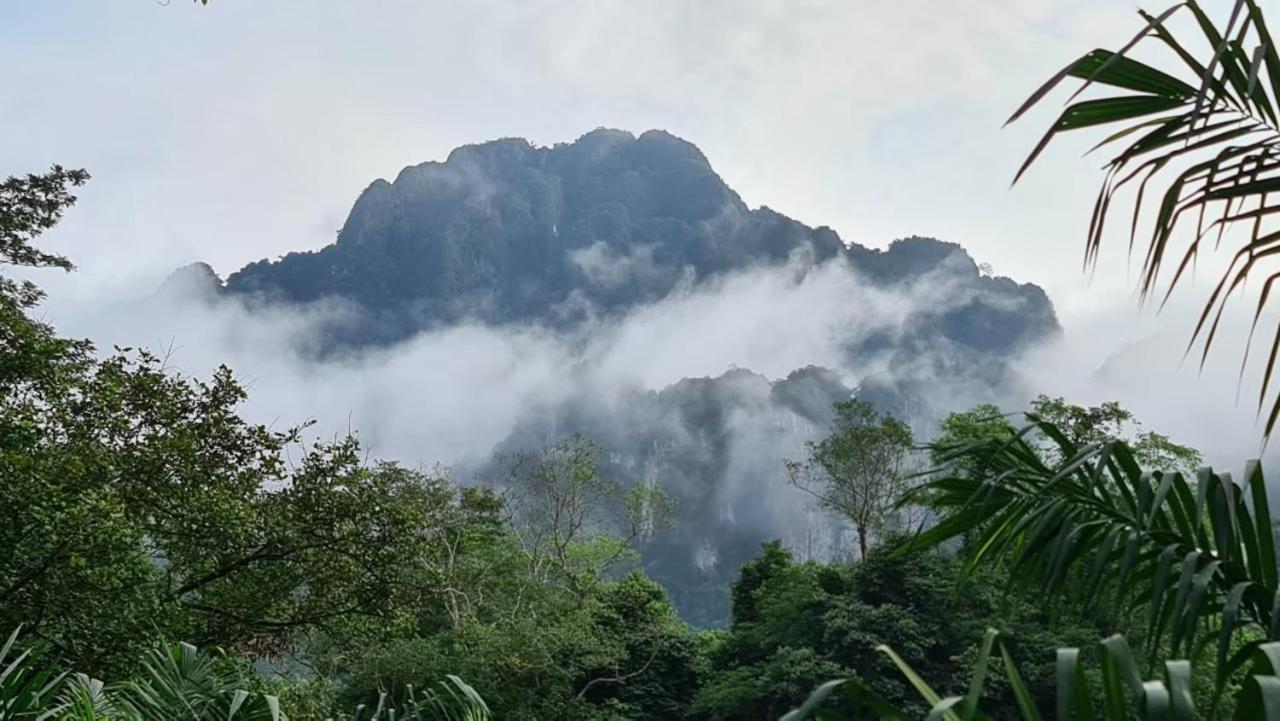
905,416,1278,708
1012,0,1280,439
328,677,491,721
39,674,125,721
0,627,65,721
0,628,490,721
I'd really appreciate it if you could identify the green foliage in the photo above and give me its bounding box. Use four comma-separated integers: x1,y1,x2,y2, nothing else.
324,439,693,721
728,541,796,629
0,627,286,721
500,435,675,601
324,677,491,721
788,628,1280,721
0,165,86,285
699,538,1098,720
0,626,493,721
0,626,63,719
914,418,1276,678
2,357,490,672
0,165,696,719
935,398,1201,477
882,410,1280,718
344,575,700,721
1028,396,1201,473
786,400,916,558
1,169,522,675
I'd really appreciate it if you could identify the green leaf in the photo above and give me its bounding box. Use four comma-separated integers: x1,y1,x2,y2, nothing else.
1015,96,1189,184
877,644,953,717
960,629,998,720
1141,680,1171,721
1000,642,1043,721
928,697,965,721
1101,634,1144,719
1247,460,1278,590
1234,675,1280,720
1057,648,1094,721
1068,48,1198,100
1216,581,1254,706
1165,660,1195,721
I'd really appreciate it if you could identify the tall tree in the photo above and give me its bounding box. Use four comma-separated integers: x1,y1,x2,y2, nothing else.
498,435,674,600
1030,395,1202,472
785,400,914,559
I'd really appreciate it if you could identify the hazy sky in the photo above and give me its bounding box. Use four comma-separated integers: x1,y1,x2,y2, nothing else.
4,0,1275,464
5,0,1135,302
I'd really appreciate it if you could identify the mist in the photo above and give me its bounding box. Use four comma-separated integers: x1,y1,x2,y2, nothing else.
1020,289,1280,471
37,249,1275,479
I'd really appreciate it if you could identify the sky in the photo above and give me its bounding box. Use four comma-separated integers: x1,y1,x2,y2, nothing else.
3,0,1275,467
3,0,1133,300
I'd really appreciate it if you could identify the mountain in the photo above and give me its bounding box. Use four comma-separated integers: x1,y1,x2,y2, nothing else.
168,128,1061,625
216,128,1056,353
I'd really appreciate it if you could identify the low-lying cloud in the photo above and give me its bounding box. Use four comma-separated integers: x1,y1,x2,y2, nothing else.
38,256,976,464
39,254,1275,473
1019,288,1280,470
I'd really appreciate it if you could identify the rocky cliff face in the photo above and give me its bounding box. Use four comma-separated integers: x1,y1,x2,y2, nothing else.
216,129,1056,353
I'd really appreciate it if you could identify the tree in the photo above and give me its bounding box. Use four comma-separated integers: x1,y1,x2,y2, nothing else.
576,573,703,721
934,398,1202,476
1009,0,1280,440
786,400,915,559
930,403,1017,479
727,541,796,630
498,435,674,600
0,167,485,673
1030,395,1202,473
343,542,700,721
343,438,686,721
701,535,1101,720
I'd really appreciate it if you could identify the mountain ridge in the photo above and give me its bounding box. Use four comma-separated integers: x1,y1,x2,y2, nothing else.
177,128,1056,353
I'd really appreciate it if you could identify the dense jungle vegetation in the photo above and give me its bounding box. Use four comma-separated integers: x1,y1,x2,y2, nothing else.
13,0,1280,718
3,165,1274,721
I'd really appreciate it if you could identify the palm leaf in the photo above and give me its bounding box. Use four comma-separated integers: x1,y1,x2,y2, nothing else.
0,627,65,721
1011,0,1280,440
905,417,1277,674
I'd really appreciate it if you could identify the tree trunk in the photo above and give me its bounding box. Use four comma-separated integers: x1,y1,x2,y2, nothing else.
856,522,868,560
